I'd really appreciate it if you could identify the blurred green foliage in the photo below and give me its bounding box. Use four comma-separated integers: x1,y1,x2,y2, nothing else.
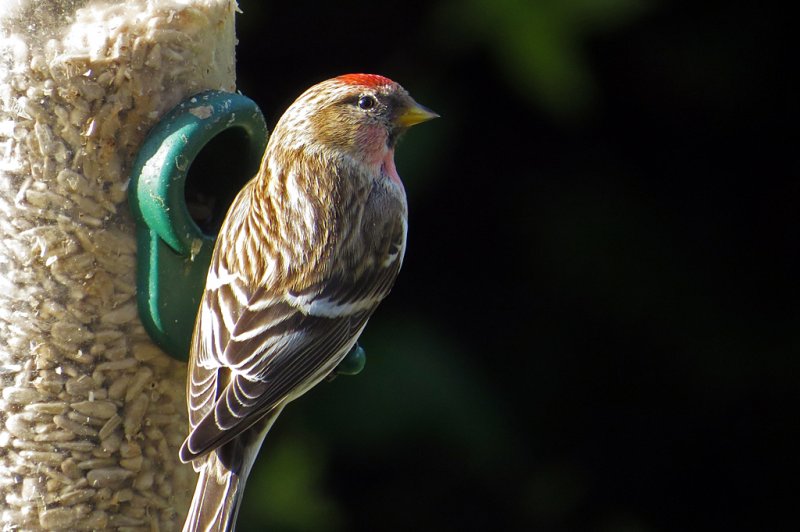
230,0,790,530
240,317,522,530
436,0,649,117
242,434,342,531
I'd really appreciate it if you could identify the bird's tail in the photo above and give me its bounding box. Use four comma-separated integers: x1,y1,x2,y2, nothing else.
181,407,282,532
182,451,244,532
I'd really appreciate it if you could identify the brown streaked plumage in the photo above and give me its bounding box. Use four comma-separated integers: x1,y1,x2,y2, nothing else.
179,74,437,532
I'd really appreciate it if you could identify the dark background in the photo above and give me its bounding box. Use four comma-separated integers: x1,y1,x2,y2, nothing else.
229,1,795,530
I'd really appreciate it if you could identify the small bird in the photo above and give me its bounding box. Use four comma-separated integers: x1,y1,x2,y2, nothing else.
179,74,437,531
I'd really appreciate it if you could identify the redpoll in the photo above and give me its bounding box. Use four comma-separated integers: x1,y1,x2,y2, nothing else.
179,73,437,531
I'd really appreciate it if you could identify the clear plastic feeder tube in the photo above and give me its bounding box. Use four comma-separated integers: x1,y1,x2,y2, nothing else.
0,1,237,528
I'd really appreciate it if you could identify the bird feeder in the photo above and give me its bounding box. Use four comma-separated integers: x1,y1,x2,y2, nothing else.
129,90,268,361
0,1,238,528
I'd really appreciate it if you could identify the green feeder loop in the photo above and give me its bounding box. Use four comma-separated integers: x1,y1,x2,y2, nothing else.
129,90,367,376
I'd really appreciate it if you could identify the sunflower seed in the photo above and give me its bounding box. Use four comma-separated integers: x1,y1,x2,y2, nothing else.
1,1,230,528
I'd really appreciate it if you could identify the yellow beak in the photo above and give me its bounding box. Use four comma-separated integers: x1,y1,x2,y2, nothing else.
396,101,440,128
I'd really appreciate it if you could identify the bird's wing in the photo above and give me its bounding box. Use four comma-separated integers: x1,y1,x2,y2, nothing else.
180,267,384,462
180,174,407,464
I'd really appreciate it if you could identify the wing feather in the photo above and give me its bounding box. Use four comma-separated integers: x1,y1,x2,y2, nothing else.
181,176,407,464
182,268,377,461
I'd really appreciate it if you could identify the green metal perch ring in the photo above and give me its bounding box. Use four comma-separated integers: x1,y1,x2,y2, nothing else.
128,90,366,376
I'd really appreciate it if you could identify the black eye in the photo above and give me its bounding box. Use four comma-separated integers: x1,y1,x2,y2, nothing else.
357,95,377,110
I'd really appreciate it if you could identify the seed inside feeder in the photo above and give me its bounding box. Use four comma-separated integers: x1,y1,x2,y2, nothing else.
0,1,237,529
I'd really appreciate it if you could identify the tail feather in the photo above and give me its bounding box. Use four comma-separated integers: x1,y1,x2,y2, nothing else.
183,452,243,532
181,408,283,532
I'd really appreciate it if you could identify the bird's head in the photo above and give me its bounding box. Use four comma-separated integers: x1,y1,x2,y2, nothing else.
268,73,438,167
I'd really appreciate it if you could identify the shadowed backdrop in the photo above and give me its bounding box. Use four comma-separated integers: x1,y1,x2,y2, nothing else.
226,1,793,530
